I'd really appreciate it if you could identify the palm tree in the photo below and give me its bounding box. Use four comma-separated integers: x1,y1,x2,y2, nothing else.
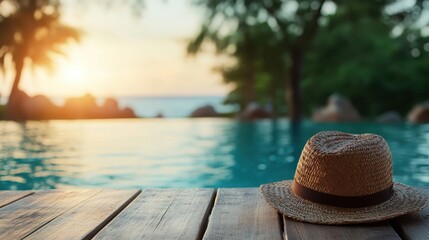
0,0,80,120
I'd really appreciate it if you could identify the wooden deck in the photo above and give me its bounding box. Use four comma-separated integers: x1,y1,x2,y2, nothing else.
0,188,427,240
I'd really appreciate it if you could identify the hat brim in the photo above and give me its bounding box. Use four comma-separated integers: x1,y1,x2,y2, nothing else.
260,181,428,225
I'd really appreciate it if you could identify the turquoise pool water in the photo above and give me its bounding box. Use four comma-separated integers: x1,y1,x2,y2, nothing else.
0,119,428,190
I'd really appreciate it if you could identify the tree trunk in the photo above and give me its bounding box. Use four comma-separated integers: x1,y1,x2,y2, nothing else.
244,66,255,106
243,46,255,108
6,56,25,120
270,97,277,119
241,22,256,109
270,85,278,119
286,47,303,123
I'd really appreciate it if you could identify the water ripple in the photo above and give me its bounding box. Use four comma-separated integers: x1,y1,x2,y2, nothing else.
0,119,428,190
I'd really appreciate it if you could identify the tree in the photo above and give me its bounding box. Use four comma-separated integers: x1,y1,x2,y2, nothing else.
0,0,80,120
189,20,286,114
189,0,327,122
219,22,287,116
261,0,326,122
190,0,429,121
188,0,258,110
303,0,429,117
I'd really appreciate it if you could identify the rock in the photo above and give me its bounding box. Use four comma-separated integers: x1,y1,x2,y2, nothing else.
407,101,429,123
103,98,119,111
119,107,136,118
239,102,272,120
101,98,120,118
5,91,137,120
63,94,137,119
190,105,218,117
312,93,361,122
154,112,164,118
64,94,99,118
376,111,402,124
21,95,59,119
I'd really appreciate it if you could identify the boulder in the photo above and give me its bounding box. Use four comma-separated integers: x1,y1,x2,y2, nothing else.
21,95,59,119
407,101,429,123
154,112,164,118
103,98,119,111
239,102,272,120
119,107,136,118
190,105,218,117
5,91,137,120
64,94,99,118
376,111,402,124
101,98,120,118
312,93,361,122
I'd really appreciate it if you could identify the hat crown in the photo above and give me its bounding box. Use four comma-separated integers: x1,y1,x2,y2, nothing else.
294,131,393,197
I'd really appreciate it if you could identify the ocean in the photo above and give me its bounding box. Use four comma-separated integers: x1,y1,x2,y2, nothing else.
1,95,237,118
115,96,236,118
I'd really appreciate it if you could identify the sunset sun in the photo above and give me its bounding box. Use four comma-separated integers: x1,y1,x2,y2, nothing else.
58,63,86,84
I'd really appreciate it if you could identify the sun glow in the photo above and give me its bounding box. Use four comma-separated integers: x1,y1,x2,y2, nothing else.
58,62,86,84
14,1,229,98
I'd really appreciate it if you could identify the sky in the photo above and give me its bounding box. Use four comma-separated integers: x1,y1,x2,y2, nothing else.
1,0,229,98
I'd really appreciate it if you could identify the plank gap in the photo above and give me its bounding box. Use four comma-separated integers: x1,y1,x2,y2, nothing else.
0,191,34,209
278,212,285,239
389,219,409,240
93,189,216,239
21,190,103,239
203,188,282,239
22,207,66,239
196,188,217,240
22,190,140,240
82,189,142,240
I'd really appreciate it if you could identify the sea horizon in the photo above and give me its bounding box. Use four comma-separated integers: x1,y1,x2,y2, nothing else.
0,94,236,118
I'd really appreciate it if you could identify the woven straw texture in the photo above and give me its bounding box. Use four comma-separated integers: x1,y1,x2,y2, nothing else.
260,131,429,224
295,131,392,196
260,181,428,224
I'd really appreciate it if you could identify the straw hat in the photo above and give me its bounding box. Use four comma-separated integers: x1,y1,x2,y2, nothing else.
260,131,428,225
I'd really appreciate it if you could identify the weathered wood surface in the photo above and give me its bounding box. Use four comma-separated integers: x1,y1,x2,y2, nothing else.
203,188,282,240
284,218,401,240
0,187,426,240
0,190,99,239
0,190,33,208
393,188,429,240
26,190,140,240
93,188,215,240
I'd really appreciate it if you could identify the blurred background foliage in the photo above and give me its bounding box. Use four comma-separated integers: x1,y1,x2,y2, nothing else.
1,0,429,121
0,0,80,119
189,0,429,120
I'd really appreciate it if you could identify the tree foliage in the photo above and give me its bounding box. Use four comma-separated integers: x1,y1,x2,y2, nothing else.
0,0,80,119
189,0,429,119
304,0,429,117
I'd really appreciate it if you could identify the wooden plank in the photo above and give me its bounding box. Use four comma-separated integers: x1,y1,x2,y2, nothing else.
203,188,282,240
25,189,141,240
93,188,215,240
393,187,429,240
0,190,34,208
284,217,400,240
0,189,100,239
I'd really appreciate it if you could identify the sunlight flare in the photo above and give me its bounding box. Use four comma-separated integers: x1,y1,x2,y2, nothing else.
58,62,86,84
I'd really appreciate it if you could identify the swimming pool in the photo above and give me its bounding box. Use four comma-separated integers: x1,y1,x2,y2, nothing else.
0,119,428,190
